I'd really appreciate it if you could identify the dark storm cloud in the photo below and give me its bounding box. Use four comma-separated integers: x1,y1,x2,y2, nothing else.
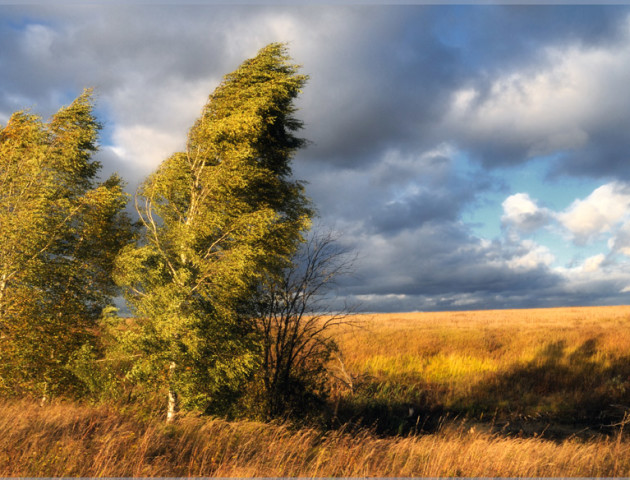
295,144,497,241
434,6,628,68
327,220,568,312
367,158,488,235
553,126,630,180
436,6,630,175
346,225,558,296
369,191,461,235
333,220,630,312
3,5,628,175
298,6,630,174
294,7,467,169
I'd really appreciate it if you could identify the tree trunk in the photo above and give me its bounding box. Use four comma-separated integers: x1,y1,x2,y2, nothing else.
166,361,178,423
39,382,49,407
0,272,7,320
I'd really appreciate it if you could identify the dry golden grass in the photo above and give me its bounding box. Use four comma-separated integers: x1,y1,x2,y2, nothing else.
3,305,630,476
333,306,630,422
1,398,629,477
338,306,630,365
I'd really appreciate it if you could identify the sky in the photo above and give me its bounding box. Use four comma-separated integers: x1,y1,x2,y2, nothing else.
3,3,630,312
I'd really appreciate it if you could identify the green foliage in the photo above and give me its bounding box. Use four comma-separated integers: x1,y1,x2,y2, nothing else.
0,90,135,399
114,43,312,414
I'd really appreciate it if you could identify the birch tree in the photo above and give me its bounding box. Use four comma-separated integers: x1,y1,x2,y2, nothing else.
114,43,312,420
0,90,134,399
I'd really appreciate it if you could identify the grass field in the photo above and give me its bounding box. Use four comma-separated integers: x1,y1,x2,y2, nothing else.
332,306,630,437
2,305,630,476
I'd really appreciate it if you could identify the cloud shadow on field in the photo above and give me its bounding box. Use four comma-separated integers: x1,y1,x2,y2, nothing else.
326,337,630,440
460,338,630,434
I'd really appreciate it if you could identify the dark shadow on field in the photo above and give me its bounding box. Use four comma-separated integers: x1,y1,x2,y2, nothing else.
461,338,630,427
459,338,630,438
327,338,630,439
329,392,444,437
327,379,450,437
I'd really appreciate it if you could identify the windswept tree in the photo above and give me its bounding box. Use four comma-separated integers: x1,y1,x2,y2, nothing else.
114,43,312,420
0,90,134,400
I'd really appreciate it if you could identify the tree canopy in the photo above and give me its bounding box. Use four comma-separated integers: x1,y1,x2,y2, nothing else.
114,43,313,416
0,90,134,399
0,45,349,421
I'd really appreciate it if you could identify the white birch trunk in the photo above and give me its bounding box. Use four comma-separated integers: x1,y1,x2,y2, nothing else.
166,361,178,423
40,382,48,407
0,272,7,316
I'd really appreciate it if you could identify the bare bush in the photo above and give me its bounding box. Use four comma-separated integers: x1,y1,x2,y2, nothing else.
253,230,356,418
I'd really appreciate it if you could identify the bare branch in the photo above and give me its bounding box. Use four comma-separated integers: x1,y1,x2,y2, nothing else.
254,228,357,417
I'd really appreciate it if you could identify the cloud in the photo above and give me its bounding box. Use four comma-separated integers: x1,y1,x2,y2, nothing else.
4,5,630,179
507,240,555,271
555,255,630,300
502,193,553,233
295,143,494,244
21,23,57,58
446,67,591,162
580,254,606,273
330,218,567,312
609,222,630,257
557,182,630,244
500,182,630,256
497,182,630,287
4,5,630,312
444,17,630,175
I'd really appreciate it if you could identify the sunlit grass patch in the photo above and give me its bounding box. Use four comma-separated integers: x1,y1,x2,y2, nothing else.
422,353,499,383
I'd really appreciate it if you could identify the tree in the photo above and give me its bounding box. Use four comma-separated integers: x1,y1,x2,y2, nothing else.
252,230,355,418
114,43,312,420
0,90,134,400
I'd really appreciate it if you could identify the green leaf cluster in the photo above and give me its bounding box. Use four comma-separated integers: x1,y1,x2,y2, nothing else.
0,90,135,399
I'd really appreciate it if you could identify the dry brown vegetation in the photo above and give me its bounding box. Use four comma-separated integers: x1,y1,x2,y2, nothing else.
3,305,630,476
1,398,629,476
331,306,630,436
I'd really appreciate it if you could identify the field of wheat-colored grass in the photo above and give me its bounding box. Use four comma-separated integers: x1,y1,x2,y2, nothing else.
330,306,630,433
2,305,630,476
1,398,629,477
338,306,630,376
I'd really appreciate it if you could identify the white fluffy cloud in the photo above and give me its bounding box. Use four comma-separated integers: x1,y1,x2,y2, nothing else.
495,181,630,305
581,254,606,273
558,182,630,244
502,193,553,233
448,65,590,157
507,239,555,271
502,182,630,254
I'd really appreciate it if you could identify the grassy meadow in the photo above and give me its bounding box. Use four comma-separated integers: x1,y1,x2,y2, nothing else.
3,305,630,476
332,306,630,437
